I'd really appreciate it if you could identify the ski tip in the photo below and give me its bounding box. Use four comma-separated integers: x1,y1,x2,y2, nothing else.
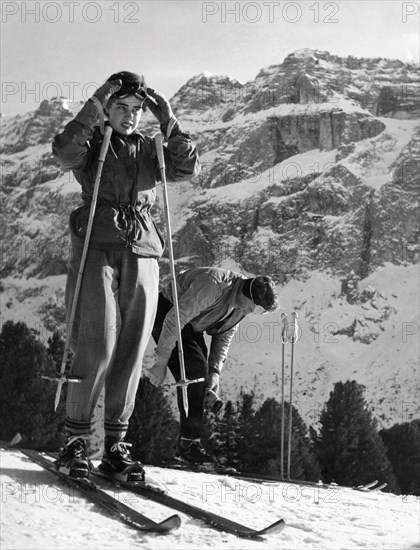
158,514,182,531
0,433,22,449
240,517,286,538
10,433,23,446
258,517,286,536
355,480,379,491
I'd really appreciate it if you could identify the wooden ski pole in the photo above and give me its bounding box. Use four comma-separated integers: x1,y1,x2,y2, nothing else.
154,133,203,418
51,125,113,411
287,311,299,479
280,312,288,480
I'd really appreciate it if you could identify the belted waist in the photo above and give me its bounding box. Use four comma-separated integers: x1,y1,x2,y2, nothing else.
82,200,148,248
71,199,164,257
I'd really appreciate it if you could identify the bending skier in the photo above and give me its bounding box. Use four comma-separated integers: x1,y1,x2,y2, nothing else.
148,267,279,466
52,71,200,480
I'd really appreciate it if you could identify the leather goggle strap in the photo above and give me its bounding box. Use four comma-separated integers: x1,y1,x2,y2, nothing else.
115,87,147,100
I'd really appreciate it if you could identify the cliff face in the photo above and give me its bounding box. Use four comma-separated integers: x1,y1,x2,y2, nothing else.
171,118,418,283
1,50,419,427
160,50,418,286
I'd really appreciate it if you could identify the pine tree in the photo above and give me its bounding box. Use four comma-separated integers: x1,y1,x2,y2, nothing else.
236,392,256,470
0,321,64,449
286,402,322,481
126,376,179,465
241,398,321,480
202,407,218,457
316,380,398,489
380,420,420,495
214,400,240,467
47,330,70,372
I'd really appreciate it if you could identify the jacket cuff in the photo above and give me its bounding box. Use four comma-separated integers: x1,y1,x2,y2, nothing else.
88,96,105,133
208,364,223,375
161,117,187,140
74,99,101,128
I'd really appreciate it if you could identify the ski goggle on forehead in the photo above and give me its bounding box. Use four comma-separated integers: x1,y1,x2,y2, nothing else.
114,82,147,100
250,279,269,315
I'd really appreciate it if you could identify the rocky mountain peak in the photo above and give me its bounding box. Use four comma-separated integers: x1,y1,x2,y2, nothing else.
1,97,78,154
171,49,419,126
36,97,71,116
171,72,244,117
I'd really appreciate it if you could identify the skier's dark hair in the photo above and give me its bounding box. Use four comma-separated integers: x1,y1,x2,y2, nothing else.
107,71,147,98
242,276,279,312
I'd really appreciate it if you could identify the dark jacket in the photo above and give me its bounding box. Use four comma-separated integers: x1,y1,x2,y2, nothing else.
52,100,200,257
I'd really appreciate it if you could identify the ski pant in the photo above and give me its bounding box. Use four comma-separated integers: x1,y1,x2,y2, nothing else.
65,244,159,441
152,294,208,440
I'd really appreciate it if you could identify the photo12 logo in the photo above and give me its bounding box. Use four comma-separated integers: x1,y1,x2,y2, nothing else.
401,2,419,22
1,481,74,504
1,81,100,106
1,1,141,24
202,2,340,24
201,479,340,504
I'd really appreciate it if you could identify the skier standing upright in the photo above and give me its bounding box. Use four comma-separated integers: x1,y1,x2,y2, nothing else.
52,71,200,480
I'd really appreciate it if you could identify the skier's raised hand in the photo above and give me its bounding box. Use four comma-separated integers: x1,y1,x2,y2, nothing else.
145,88,180,138
144,88,172,124
93,79,122,108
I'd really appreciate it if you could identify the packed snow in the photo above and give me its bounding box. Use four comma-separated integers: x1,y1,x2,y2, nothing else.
1,449,418,550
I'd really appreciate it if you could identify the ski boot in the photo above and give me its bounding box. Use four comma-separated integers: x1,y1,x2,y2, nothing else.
173,437,217,472
55,434,91,479
99,437,145,483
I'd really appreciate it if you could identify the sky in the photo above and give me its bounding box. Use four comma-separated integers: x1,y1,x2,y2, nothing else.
1,0,419,117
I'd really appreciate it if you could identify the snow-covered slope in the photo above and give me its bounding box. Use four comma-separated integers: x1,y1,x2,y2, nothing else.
218,263,419,428
1,449,418,550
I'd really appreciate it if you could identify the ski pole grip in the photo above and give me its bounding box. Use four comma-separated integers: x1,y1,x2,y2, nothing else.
98,125,113,162
155,133,166,170
281,312,288,343
291,312,299,343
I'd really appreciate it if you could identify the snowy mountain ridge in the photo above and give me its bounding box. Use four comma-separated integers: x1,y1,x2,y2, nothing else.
0,49,419,430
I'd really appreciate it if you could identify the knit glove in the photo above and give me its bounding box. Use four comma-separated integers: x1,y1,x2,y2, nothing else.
205,372,223,414
144,88,180,138
206,372,220,395
92,79,122,108
147,357,168,387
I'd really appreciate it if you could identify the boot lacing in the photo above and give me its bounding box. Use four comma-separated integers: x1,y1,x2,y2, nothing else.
109,441,133,460
64,434,89,458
